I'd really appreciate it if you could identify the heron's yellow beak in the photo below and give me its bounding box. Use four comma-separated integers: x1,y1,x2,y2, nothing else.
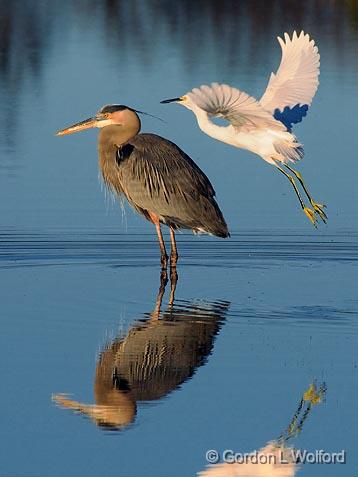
56,116,98,136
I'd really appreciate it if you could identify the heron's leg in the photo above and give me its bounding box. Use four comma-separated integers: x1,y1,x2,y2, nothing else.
151,267,177,320
276,166,318,227
284,165,327,223
150,270,168,320
154,222,168,270
168,268,178,307
169,227,179,268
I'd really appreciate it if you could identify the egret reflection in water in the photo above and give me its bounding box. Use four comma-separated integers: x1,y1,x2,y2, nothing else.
53,273,229,430
198,382,327,477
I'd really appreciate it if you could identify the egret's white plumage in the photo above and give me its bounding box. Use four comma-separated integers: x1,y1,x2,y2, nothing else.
186,82,302,165
260,31,320,113
188,83,284,132
162,31,326,226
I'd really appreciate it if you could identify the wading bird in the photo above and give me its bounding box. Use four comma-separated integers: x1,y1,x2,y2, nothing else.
161,31,327,227
53,272,229,430
56,105,229,269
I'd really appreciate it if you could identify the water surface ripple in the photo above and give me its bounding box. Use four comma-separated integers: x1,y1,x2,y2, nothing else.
1,230,357,269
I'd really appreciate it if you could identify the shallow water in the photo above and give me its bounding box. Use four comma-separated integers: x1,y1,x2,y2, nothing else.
1,1,358,476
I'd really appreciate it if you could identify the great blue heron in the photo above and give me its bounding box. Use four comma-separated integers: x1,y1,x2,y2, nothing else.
161,31,327,227
56,105,229,269
52,272,229,430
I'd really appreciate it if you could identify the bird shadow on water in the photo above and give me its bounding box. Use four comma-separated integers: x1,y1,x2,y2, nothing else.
52,271,230,431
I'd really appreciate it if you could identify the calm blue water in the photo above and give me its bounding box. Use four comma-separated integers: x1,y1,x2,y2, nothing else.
1,2,357,476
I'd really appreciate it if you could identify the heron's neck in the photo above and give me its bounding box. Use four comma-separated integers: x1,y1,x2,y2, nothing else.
98,121,140,149
98,122,140,193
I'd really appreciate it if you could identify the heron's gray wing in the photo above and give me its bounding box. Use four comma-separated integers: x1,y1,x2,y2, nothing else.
260,31,320,114
117,134,228,237
188,83,285,132
125,133,215,199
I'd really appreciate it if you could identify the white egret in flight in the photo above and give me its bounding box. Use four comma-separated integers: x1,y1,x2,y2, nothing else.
162,31,326,227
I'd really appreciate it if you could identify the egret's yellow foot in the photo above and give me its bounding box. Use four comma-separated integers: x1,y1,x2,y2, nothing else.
285,167,328,224
304,207,318,227
311,200,328,223
304,383,319,403
303,383,326,405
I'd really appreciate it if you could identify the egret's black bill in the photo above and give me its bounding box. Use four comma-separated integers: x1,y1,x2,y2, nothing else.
160,97,182,104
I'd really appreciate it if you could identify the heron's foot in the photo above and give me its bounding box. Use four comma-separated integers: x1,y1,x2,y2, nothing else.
311,200,327,223
161,253,168,270
304,207,318,228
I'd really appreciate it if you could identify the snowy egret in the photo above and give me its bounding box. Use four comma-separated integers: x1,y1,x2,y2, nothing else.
198,382,326,476
162,31,326,227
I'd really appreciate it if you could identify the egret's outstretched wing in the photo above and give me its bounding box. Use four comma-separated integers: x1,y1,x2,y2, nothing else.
260,31,320,129
188,83,285,133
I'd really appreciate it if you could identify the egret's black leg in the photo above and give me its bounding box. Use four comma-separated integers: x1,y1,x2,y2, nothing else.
276,382,326,445
154,222,168,270
276,396,304,445
169,227,179,268
276,165,318,227
284,164,327,223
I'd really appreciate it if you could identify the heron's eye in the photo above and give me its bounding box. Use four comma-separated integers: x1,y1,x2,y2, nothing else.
97,112,110,120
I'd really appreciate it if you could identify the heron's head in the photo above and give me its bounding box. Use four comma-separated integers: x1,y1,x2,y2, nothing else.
56,104,140,136
160,95,196,111
52,391,136,430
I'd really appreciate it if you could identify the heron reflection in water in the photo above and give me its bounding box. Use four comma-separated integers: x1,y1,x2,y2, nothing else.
52,273,229,430
198,382,326,477
56,105,229,270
